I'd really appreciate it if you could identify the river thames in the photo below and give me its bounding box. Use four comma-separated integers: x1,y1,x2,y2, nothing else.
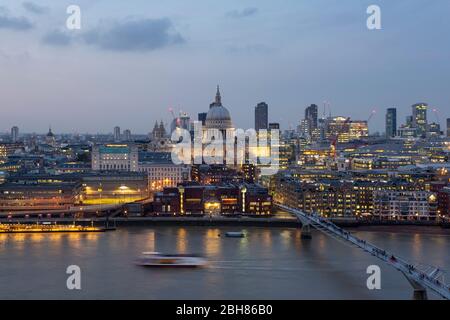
0,226,449,299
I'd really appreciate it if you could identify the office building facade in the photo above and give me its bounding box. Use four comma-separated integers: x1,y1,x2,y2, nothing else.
92,143,139,172
412,103,428,137
385,108,397,138
11,126,19,143
255,102,268,131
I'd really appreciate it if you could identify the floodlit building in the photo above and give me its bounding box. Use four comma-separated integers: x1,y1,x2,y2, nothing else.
412,103,428,137
138,152,190,192
0,143,23,159
81,172,149,205
325,117,369,143
91,144,138,172
152,183,272,215
205,85,233,131
0,181,81,211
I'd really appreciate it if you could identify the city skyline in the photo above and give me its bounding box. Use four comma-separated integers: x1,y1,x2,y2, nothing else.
1,99,447,137
1,0,450,133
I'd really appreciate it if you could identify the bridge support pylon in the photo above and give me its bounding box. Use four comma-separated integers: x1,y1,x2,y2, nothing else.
300,223,312,240
403,273,428,300
412,288,428,300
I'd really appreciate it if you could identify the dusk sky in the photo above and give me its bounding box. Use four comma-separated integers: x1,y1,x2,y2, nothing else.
1,0,449,134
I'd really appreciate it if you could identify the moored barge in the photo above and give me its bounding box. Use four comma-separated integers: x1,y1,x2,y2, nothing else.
0,223,114,233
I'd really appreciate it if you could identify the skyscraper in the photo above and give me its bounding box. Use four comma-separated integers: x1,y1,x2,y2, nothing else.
385,108,397,138
412,103,428,137
447,118,450,137
255,102,268,131
299,119,309,137
198,113,207,125
10,126,19,143
114,126,121,142
305,104,318,133
123,129,132,141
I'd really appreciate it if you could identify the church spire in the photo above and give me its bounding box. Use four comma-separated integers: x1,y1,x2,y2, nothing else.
215,85,222,106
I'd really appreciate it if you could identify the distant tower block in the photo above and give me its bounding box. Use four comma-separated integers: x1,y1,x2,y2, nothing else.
114,126,121,142
11,126,19,143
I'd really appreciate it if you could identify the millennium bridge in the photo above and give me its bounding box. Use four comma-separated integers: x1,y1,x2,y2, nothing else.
276,204,450,300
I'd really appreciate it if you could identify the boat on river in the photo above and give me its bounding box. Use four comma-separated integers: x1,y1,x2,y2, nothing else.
135,252,207,268
0,223,114,233
224,231,246,238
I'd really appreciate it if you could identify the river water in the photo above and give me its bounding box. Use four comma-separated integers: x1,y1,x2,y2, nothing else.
0,226,449,299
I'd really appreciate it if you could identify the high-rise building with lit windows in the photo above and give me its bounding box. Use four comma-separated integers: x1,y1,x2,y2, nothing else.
412,103,428,137
325,117,368,143
304,104,318,134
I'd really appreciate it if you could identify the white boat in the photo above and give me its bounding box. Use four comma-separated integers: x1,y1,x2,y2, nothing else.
225,231,245,238
135,252,207,268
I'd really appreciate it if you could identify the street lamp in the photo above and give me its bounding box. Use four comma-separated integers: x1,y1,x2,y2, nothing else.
178,186,185,215
240,186,247,214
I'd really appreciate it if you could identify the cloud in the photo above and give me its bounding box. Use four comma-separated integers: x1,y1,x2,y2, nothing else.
82,18,184,52
0,8,33,30
22,2,50,15
42,30,73,46
226,7,258,19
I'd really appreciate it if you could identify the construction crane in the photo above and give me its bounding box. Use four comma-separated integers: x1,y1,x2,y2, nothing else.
365,109,377,135
168,107,181,127
432,108,441,125
168,107,176,119
367,109,376,123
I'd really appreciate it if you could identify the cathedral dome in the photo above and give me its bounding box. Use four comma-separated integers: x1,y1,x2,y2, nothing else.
47,127,54,137
205,86,233,130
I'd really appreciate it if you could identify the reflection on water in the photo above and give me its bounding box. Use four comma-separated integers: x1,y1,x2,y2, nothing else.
145,231,155,252
0,226,449,300
177,228,187,253
204,229,221,256
412,233,422,260
262,230,272,247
